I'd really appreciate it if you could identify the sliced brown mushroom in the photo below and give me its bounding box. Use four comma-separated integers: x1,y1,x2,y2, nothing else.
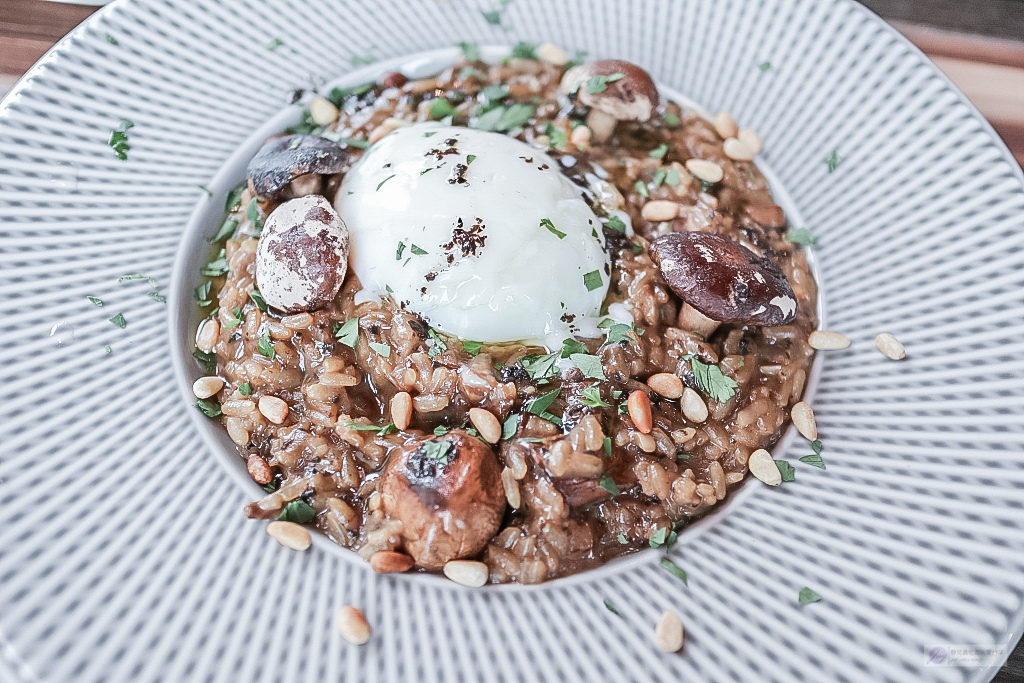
650,232,797,337
378,430,506,569
254,195,349,313
561,59,659,144
246,134,350,200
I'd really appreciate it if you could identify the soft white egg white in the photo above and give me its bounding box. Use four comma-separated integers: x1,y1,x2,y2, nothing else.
334,122,611,345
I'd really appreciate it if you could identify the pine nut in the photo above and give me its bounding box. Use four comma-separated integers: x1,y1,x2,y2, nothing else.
258,396,289,424
537,42,570,66
791,401,817,440
685,159,724,184
196,318,219,353
247,454,273,484
647,373,683,399
714,111,739,139
631,431,657,453
875,332,906,360
654,610,684,653
809,330,851,350
569,125,592,151
738,128,763,154
337,605,371,645
641,200,680,222
309,96,339,126
192,376,224,399
469,407,502,444
627,390,653,434
266,520,312,550
534,134,550,148
681,388,708,423
413,395,449,412
502,467,521,508
723,137,756,161
391,391,412,430
369,550,415,573
748,448,781,485
443,560,489,587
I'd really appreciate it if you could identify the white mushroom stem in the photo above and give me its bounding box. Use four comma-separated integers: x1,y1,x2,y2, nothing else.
678,303,720,338
290,173,322,197
586,109,619,144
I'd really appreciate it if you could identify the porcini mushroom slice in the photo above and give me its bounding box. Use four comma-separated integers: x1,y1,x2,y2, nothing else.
378,430,506,570
650,232,797,326
247,134,349,199
254,195,350,313
562,59,660,143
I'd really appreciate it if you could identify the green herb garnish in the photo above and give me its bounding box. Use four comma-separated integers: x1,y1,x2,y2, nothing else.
428,97,457,120
376,174,397,191
544,121,567,149
604,600,620,616
105,33,118,45
213,218,238,242
224,184,244,211
599,474,619,496
368,341,391,357
248,288,267,312
265,38,284,51
224,307,244,329
410,244,428,255
194,399,221,418
690,358,738,402
194,282,212,307
634,179,649,198
462,340,483,356
570,353,606,379
108,119,134,160
351,55,374,65
501,414,520,440
526,388,560,422
109,313,126,328
333,317,359,348
602,215,627,233
582,270,603,292
652,167,667,189
147,291,166,304
520,352,559,380
759,61,772,72
660,558,688,584
479,84,510,104
481,10,502,25
560,338,587,358
421,440,454,463
202,250,229,277
775,459,796,482
798,587,822,605
826,150,840,173
585,72,624,94
344,421,396,436
665,168,681,186
238,382,252,396
509,41,537,60
192,348,216,371
278,499,317,524
427,328,448,359
541,218,565,239
649,143,669,159
246,197,263,234
661,111,680,127
459,41,481,62
787,228,818,247
396,242,406,260
257,332,275,359
473,103,535,133
580,385,611,409
88,296,103,307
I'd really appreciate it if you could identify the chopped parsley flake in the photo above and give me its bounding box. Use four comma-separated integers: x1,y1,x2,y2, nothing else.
104,345,112,354
459,41,481,62
570,353,606,379
194,399,221,418
368,341,391,357
481,9,502,25
410,244,428,255
759,61,772,72
649,143,669,159
257,332,275,359
396,242,406,260
827,150,840,173
661,111,680,127
462,340,483,356
585,72,624,95
479,84,510,103
427,328,448,359
109,312,126,328
246,197,264,234
520,352,559,380
653,167,667,188
775,459,796,482
544,121,567,149
105,33,118,45
666,168,681,186
799,453,826,469
344,421,396,436
429,97,457,120
351,55,374,65
560,338,587,358
376,174,396,191
649,526,670,548
798,587,822,605
433,425,450,436
787,228,818,247
541,218,565,239
202,250,228,277
603,599,620,616
526,388,560,421
278,500,316,524
224,307,243,329
617,533,627,544
580,385,611,409
213,218,238,242
192,348,216,372
87,296,103,307
603,215,627,233
248,288,267,312
421,440,454,463
634,179,649,198
147,291,166,304
265,38,284,50
238,382,252,396
690,358,738,402
466,154,477,165
582,270,603,292
473,103,535,133
501,414,520,440
225,184,244,211
811,439,823,455
334,317,359,348
660,558,688,584
510,42,537,60
108,119,134,160
599,474,619,496
198,185,212,196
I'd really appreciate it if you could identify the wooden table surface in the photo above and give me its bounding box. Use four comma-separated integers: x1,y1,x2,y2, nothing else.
1,1,1023,682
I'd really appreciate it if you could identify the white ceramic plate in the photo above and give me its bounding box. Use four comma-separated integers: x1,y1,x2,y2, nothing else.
2,1,1024,682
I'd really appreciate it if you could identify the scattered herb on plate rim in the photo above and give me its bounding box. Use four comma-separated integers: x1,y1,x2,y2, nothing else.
109,312,126,328
798,587,822,605
458,41,481,62
759,61,772,72
787,228,818,247
603,599,621,616
108,119,134,160
827,150,841,173
105,33,118,45
660,558,688,584
88,296,103,307
194,399,221,418
265,38,284,51
775,459,796,482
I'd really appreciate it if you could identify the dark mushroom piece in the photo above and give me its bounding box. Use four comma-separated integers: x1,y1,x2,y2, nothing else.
561,59,660,144
246,134,350,201
650,232,797,337
254,195,350,313
378,430,506,570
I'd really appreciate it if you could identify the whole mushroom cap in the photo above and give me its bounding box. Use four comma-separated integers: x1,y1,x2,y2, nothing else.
650,232,797,326
379,430,506,570
254,195,350,313
564,59,660,123
247,134,349,199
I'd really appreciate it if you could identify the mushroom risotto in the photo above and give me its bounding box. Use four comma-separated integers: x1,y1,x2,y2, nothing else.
190,43,817,585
